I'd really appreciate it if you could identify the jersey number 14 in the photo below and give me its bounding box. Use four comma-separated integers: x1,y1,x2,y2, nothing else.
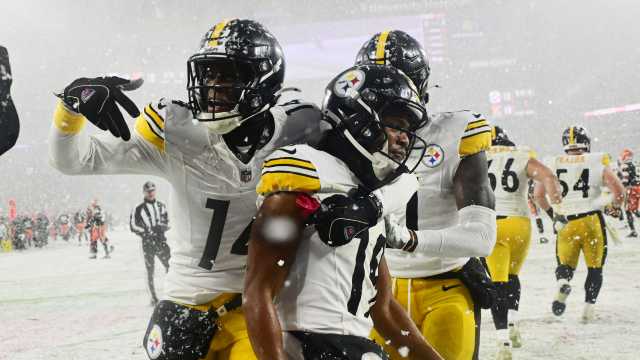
198,198,252,271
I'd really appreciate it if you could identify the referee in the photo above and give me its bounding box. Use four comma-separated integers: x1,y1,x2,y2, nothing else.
130,181,170,305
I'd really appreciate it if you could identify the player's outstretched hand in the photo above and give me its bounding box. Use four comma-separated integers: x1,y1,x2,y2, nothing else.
57,76,144,141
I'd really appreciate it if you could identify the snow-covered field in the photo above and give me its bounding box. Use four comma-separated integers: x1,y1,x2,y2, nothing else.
1,220,639,360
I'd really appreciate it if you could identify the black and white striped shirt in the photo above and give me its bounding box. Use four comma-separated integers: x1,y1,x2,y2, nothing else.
130,200,169,237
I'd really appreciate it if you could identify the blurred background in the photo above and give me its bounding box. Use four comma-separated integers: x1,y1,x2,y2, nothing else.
1,0,639,221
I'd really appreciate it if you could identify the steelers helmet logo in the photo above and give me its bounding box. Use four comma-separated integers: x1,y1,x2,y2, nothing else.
145,324,163,359
422,144,444,168
334,69,366,98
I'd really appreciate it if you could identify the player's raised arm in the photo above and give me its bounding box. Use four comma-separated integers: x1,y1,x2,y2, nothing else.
49,76,166,176
527,157,563,206
0,46,19,157
385,120,497,257
243,191,308,360
371,257,444,360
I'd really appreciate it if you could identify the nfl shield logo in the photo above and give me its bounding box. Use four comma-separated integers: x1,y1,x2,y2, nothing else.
240,169,252,183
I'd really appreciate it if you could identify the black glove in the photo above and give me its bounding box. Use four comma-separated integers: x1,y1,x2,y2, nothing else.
0,46,12,100
0,45,19,157
57,76,144,140
310,193,382,247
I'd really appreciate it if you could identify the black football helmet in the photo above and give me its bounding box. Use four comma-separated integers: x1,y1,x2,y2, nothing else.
320,64,427,188
491,125,515,146
187,19,285,134
355,30,430,104
562,125,590,153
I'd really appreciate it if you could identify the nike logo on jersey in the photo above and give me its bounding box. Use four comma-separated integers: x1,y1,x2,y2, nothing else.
442,284,461,291
277,147,297,155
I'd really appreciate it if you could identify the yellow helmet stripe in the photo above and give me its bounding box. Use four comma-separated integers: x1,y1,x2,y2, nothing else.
208,20,230,47
569,126,575,145
375,30,390,64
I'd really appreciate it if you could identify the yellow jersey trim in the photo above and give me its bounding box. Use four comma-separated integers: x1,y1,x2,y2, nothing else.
53,101,87,134
144,104,165,130
465,119,489,131
135,115,165,152
459,131,491,157
263,157,317,171
257,172,321,195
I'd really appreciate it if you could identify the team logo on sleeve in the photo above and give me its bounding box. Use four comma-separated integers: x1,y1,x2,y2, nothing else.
334,69,365,97
422,144,444,168
145,324,163,359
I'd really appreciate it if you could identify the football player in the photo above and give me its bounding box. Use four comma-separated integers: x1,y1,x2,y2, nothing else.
244,64,442,360
534,126,624,322
0,45,19,157
485,126,563,358
618,148,640,237
357,30,497,360
49,19,320,360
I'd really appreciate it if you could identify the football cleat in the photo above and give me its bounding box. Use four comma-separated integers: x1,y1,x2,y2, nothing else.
581,303,595,323
552,281,572,316
508,322,522,348
539,236,549,244
495,340,513,360
628,230,638,238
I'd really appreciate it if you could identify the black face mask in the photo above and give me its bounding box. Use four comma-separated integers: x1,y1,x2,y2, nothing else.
222,111,275,164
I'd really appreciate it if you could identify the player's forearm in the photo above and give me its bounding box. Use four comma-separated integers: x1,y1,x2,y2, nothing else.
603,168,625,206
531,163,562,205
243,290,287,360
49,101,164,176
372,299,443,360
533,182,552,211
414,205,496,257
48,101,92,174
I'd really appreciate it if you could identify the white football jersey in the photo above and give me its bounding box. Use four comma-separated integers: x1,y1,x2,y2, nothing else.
256,144,413,338
385,111,492,278
49,98,321,305
544,152,610,216
486,145,535,217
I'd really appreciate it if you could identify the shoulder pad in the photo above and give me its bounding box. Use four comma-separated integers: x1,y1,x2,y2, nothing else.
257,145,321,196
272,102,327,148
